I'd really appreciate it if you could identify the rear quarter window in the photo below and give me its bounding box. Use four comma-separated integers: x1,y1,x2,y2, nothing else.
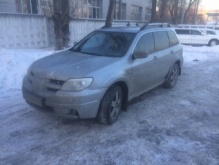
167,31,179,46
153,31,170,51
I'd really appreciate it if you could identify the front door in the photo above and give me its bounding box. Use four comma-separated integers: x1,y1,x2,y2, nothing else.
130,33,159,97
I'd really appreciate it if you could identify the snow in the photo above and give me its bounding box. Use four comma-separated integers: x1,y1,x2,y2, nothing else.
0,45,219,164
1,45,219,92
0,48,54,92
183,45,219,64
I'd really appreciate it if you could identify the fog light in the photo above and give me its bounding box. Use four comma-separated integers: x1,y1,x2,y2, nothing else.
69,109,79,116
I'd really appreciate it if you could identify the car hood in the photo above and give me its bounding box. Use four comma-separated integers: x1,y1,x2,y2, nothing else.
29,50,119,80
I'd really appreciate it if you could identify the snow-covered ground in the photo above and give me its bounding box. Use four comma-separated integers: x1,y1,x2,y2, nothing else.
0,45,219,164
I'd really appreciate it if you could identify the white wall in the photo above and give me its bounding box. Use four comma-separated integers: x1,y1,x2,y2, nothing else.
69,19,105,44
0,14,49,48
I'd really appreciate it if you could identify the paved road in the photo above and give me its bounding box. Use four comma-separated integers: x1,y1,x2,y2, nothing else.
1,58,219,165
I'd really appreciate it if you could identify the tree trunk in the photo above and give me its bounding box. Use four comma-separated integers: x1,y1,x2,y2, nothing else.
159,0,168,21
151,0,157,22
172,0,179,24
105,0,116,27
53,0,70,50
183,0,197,24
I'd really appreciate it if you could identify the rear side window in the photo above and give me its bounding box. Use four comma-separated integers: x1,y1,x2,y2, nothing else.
175,29,191,35
207,31,216,35
134,33,155,55
154,31,170,51
167,31,179,46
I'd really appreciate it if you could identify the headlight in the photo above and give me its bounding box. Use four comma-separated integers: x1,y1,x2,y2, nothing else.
61,78,93,91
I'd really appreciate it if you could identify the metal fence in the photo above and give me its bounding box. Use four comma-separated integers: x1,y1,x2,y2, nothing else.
177,24,219,30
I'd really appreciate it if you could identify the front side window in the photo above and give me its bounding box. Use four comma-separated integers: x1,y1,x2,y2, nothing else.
134,33,154,55
154,31,170,51
72,31,135,57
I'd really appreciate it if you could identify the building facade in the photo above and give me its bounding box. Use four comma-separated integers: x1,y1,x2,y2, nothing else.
0,0,152,21
0,0,152,48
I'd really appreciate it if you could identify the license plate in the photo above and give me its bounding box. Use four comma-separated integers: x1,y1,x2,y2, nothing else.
23,91,43,107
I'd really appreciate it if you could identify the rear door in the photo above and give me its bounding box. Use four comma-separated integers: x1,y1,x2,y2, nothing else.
175,29,192,44
153,31,175,83
191,30,208,45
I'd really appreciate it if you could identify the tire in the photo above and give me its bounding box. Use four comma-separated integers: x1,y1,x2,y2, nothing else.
164,64,179,88
208,40,218,46
97,85,123,125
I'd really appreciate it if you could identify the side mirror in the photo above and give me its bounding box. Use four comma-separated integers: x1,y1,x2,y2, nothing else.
133,51,148,59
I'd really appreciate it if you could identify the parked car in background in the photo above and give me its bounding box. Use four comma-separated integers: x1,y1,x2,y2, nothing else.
22,23,183,125
201,29,219,36
175,28,219,46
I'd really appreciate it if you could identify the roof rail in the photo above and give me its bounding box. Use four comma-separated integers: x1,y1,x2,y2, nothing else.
101,21,145,28
140,23,171,31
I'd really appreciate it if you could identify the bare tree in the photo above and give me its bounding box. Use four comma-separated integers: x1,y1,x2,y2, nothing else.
151,0,157,22
53,0,70,50
183,0,197,23
159,0,168,21
166,0,180,24
105,0,116,27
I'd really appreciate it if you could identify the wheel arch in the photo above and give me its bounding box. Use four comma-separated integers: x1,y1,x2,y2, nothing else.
100,80,129,112
208,39,219,46
175,60,181,75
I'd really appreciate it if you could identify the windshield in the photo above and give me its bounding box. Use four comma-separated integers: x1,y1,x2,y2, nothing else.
71,31,135,57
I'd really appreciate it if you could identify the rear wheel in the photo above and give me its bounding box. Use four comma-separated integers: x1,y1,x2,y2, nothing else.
209,40,218,46
97,85,123,125
164,64,179,88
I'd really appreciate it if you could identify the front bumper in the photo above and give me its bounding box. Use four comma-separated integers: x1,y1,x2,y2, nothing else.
22,76,105,119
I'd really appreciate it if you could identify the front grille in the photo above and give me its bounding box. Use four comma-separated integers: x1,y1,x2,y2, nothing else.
47,87,59,93
45,79,65,93
50,79,65,85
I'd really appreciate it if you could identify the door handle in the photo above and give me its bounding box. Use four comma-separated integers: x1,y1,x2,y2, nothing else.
153,56,158,60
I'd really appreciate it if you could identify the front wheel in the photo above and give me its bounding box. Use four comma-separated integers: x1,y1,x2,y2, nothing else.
164,64,179,88
208,40,218,46
97,85,123,125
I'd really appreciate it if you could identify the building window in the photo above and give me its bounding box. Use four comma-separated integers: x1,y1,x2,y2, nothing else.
114,2,126,20
131,5,142,21
0,0,52,15
70,0,102,19
145,7,151,21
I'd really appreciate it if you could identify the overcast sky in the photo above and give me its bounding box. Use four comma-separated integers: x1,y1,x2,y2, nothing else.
202,0,219,10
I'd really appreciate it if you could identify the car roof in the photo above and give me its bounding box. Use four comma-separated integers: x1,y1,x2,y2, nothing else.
175,28,202,31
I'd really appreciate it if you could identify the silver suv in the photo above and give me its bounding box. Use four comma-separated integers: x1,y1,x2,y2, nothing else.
22,24,183,124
